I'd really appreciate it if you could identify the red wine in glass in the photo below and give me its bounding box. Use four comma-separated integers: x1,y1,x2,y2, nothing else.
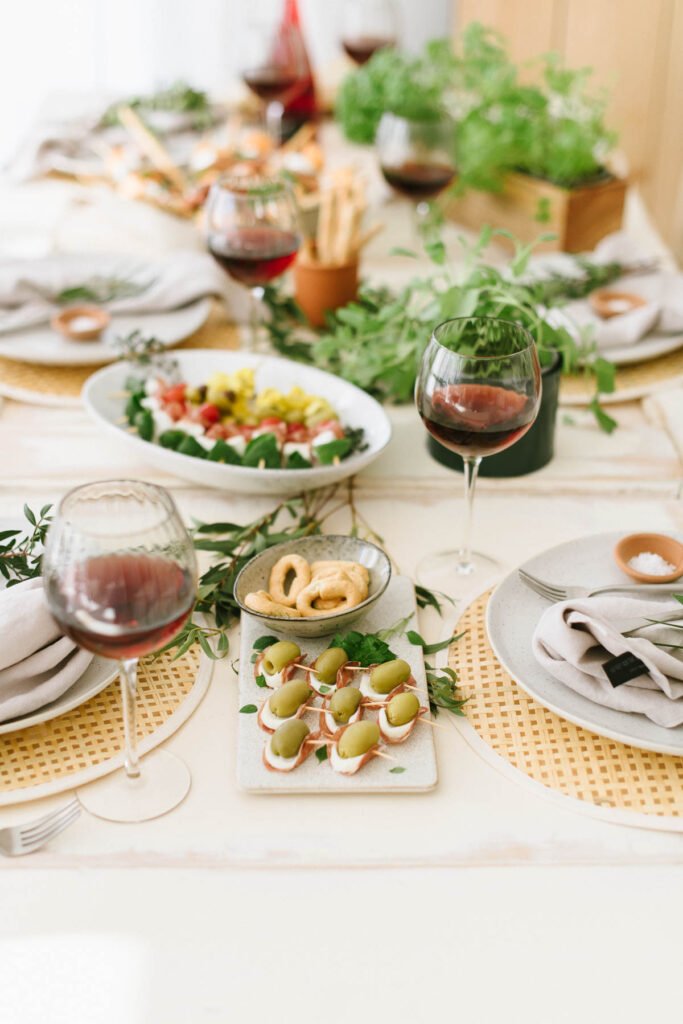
56,552,195,661
381,160,456,199
208,227,300,288
243,66,299,102
420,384,537,459
342,34,395,64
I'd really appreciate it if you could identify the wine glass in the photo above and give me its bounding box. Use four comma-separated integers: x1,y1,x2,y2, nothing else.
341,0,399,64
377,112,457,225
415,318,541,595
42,480,197,823
241,11,305,143
206,175,300,351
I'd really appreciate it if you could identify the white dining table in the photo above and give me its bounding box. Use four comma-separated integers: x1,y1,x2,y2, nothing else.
1,124,683,1024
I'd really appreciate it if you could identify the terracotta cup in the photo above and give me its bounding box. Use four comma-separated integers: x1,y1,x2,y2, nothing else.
294,259,359,329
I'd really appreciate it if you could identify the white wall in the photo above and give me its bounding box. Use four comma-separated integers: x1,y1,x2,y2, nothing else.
2,0,453,162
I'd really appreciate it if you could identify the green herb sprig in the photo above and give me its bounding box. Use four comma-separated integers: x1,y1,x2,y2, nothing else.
99,81,213,131
0,504,53,587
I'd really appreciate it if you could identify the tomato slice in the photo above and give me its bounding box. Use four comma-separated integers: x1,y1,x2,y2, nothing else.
160,383,187,404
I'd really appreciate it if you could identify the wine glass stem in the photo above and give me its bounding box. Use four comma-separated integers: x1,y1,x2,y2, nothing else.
247,286,265,352
460,455,482,571
119,658,140,779
265,100,284,144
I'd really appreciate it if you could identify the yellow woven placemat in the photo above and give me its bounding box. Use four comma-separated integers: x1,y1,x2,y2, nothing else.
450,590,683,819
561,346,683,405
0,301,241,402
0,646,200,795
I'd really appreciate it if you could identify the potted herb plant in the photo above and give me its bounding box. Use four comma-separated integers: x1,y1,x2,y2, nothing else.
265,227,621,477
336,24,625,252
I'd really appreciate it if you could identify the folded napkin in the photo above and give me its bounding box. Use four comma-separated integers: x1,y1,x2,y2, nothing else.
0,250,231,335
532,594,683,728
0,578,93,724
531,232,683,351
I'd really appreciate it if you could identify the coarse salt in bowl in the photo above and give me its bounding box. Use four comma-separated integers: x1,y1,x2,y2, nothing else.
614,533,683,584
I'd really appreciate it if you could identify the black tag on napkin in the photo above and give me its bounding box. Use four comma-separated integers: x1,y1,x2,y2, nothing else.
603,652,649,688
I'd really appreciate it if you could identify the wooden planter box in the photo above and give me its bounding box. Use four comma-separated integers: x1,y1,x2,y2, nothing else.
447,170,627,252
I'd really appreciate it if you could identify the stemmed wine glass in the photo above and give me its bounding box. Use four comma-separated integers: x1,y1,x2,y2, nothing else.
415,317,542,595
206,175,300,351
377,112,457,228
341,0,399,64
43,480,197,823
241,12,305,143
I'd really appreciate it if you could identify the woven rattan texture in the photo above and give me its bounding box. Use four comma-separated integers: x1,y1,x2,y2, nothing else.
0,302,241,400
0,647,200,794
450,591,683,818
560,347,683,403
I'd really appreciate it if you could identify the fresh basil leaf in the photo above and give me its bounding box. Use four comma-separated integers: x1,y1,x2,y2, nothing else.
239,704,258,714
253,635,278,651
389,766,406,774
243,433,280,468
315,746,328,763
315,438,352,465
255,674,267,688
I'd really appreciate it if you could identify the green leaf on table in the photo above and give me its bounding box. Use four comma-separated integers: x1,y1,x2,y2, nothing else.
589,396,618,434
253,635,278,651
593,357,616,394
675,595,683,605
315,746,328,763
407,629,465,655
255,674,267,688
239,704,258,714
390,247,419,259
389,766,406,774
425,240,446,265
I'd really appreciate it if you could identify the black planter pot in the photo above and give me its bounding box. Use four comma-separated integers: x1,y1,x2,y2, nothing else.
427,352,562,478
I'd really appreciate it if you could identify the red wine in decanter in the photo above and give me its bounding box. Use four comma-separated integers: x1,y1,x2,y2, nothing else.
276,0,317,140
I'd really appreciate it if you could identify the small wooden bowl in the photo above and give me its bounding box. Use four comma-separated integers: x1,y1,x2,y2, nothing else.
614,533,683,583
51,305,110,342
294,259,359,329
589,289,647,320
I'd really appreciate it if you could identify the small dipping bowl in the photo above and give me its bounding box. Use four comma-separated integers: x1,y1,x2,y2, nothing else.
51,305,110,342
589,289,647,320
614,532,683,583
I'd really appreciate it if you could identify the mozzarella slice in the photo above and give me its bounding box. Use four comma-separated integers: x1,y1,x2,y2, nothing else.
312,429,338,449
151,408,175,434
283,442,312,460
226,435,247,457
329,745,366,775
263,744,301,772
308,671,336,697
358,672,400,702
260,701,305,731
378,706,415,742
323,707,361,734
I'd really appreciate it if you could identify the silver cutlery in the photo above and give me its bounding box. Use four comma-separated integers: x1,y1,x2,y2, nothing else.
0,798,80,857
518,568,683,603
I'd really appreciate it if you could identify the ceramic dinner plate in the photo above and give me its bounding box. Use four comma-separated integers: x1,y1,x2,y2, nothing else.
0,297,211,366
83,349,392,496
486,532,683,756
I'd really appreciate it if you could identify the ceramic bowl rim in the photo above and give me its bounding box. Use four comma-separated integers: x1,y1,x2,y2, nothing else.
234,534,393,624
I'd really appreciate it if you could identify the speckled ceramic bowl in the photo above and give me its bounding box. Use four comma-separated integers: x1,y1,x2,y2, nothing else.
234,535,392,638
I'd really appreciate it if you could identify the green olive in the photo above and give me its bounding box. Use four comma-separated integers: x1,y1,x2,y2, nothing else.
338,721,379,759
313,647,349,685
268,680,312,719
328,686,362,725
262,641,301,676
386,692,420,727
369,659,411,694
270,719,310,759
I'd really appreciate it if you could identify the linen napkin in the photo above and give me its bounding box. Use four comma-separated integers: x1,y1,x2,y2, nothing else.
532,593,683,727
531,232,683,351
0,250,231,335
0,577,93,724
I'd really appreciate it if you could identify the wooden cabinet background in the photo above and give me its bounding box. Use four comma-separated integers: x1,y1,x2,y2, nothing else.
454,0,683,260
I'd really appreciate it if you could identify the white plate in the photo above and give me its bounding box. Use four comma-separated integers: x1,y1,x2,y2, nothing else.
0,657,117,735
487,532,683,756
237,575,437,793
83,349,393,496
0,298,211,366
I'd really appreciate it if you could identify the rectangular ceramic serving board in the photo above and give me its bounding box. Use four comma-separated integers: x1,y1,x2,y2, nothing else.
237,576,438,794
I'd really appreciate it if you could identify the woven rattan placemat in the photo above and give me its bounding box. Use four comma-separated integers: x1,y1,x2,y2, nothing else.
0,302,241,405
0,645,204,803
560,347,683,406
449,590,683,821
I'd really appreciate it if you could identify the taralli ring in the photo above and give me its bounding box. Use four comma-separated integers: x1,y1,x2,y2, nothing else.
244,590,302,618
296,576,364,617
268,554,312,608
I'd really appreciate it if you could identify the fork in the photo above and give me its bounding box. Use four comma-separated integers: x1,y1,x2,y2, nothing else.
518,568,683,603
0,798,81,857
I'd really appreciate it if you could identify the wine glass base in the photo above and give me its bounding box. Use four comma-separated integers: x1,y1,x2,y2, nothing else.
416,549,500,600
76,749,191,823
